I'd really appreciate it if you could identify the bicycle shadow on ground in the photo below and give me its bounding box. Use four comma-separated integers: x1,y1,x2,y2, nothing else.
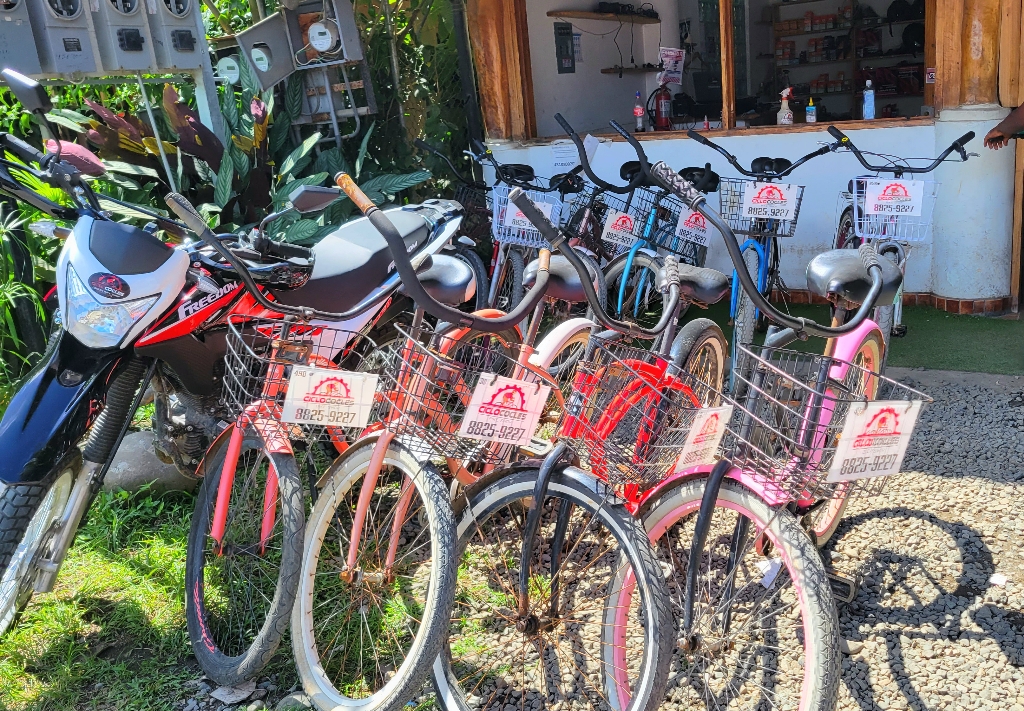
823,506,1021,711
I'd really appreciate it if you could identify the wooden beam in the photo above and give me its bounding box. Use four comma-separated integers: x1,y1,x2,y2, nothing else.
960,0,1000,104
1013,140,1024,312
513,0,536,139
719,0,736,129
924,0,936,107
998,0,1021,107
934,0,963,110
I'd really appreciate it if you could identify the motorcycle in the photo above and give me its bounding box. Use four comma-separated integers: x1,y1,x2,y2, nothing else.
0,69,471,636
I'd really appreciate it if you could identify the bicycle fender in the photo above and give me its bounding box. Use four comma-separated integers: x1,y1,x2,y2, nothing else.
0,331,127,485
635,463,793,516
528,318,595,368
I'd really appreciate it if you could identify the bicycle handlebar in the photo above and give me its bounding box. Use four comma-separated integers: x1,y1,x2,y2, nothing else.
685,129,835,179
333,173,553,332
414,138,486,189
507,187,682,340
827,125,975,173
647,162,883,339
554,113,647,195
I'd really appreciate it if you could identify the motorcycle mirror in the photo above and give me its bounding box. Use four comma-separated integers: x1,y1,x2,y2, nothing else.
290,184,342,214
2,69,52,114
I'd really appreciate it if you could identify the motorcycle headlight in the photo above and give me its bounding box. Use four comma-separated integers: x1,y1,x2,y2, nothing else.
65,265,159,348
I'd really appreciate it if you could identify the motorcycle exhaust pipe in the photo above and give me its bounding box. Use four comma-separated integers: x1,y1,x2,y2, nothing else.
34,460,101,593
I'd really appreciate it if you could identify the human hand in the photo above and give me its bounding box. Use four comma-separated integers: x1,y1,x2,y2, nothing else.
984,126,1010,150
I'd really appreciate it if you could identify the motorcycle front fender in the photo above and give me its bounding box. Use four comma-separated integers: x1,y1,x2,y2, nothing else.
0,330,127,485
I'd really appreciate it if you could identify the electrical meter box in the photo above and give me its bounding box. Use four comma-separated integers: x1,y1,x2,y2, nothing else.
554,22,575,74
283,0,362,65
91,0,157,72
0,1,43,75
146,0,203,70
236,12,293,91
26,0,100,75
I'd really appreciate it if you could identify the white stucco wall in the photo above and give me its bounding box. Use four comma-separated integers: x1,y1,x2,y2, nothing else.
485,116,1015,301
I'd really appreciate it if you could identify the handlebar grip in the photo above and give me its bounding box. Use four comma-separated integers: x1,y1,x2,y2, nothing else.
554,113,574,135
650,161,704,209
827,125,848,142
507,188,563,247
608,120,633,141
686,129,711,146
268,240,313,260
656,256,680,293
954,131,975,147
3,135,46,166
335,172,376,215
859,243,881,274
165,192,211,238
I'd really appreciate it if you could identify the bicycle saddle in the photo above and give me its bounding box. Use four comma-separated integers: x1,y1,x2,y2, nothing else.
805,249,903,305
751,157,793,176
550,170,585,195
677,264,730,306
503,164,536,183
678,165,721,193
403,254,477,306
523,254,598,304
619,160,647,185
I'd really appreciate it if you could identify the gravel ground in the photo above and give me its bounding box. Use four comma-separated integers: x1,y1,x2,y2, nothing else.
826,370,1024,711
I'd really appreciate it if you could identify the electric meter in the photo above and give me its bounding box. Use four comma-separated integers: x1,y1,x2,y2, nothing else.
27,0,100,74
250,44,272,72
215,55,240,84
0,0,44,75
146,0,203,69
308,21,339,53
91,0,157,71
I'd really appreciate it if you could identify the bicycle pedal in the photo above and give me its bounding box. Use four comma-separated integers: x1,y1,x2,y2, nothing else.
827,571,859,604
891,325,908,338
519,437,554,458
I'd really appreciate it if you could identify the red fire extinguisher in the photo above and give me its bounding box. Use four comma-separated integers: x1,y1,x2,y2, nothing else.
653,84,672,131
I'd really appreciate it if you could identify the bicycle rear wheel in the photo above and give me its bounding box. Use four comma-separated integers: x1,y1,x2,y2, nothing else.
640,477,840,711
186,426,304,685
434,467,674,711
292,436,456,711
493,247,525,312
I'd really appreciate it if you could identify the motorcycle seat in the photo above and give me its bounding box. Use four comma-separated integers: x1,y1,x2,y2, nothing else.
273,207,430,313
522,254,598,304
401,254,476,306
806,249,903,305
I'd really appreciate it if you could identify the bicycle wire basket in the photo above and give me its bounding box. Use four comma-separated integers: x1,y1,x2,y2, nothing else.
719,177,805,238
564,183,708,266
374,325,561,465
851,175,938,243
222,315,381,448
724,344,931,502
454,183,492,213
491,183,564,249
557,336,725,491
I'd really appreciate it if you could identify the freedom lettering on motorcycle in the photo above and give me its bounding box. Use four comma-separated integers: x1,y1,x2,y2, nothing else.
741,183,798,222
827,400,922,483
282,367,378,428
458,375,550,446
177,281,240,321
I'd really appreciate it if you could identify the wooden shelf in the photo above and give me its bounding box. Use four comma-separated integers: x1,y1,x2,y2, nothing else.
601,66,663,74
771,0,837,6
776,57,856,69
774,25,853,37
547,10,660,25
858,18,924,28
856,52,925,64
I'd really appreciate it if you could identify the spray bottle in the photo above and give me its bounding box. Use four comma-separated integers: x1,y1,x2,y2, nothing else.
634,91,646,132
777,87,794,125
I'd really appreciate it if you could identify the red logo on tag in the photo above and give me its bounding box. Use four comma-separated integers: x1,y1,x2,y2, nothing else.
88,272,130,300
876,183,912,202
852,407,902,449
682,212,707,230
478,384,531,420
751,185,787,205
610,214,635,232
692,413,720,445
303,376,353,403
633,106,645,117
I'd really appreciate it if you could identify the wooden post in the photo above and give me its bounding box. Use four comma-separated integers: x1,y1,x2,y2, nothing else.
924,0,936,107
960,0,1000,104
997,0,1021,107
719,0,735,129
934,0,963,110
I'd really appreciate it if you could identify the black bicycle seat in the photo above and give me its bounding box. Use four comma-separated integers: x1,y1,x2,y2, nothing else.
503,164,536,183
550,170,584,195
751,157,793,176
678,165,720,193
619,160,657,188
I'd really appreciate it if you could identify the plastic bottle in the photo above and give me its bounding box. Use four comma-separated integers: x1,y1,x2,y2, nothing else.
634,91,646,132
777,87,794,125
863,79,875,120
806,96,817,123
703,115,710,130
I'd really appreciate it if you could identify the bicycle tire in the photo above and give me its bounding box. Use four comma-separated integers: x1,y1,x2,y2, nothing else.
453,244,490,312
640,477,840,711
669,318,728,399
835,207,858,250
808,328,884,548
292,436,456,711
186,427,304,686
731,247,760,395
604,251,675,326
577,250,608,321
0,456,78,637
434,467,673,711
492,247,525,312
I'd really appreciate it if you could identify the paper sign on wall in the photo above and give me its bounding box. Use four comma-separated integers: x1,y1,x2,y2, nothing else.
502,199,558,231
827,400,923,483
601,210,639,247
458,375,551,446
673,405,733,470
282,367,378,428
552,143,579,172
863,179,924,216
657,47,685,86
675,209,712,247
741,182,799,221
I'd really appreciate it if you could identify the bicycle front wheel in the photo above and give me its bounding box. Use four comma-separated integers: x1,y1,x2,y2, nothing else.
434,467,674,711
640,477,840,711
292,436,456,711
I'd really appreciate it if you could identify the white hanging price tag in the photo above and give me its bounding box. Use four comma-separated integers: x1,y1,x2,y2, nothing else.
282,367,378,428
741,182,799,221
675,209,712,247
863,179,924,216
673,405,733,470
601,209,639,247
458,375,551,447
501,198,557,231
827,400,922,483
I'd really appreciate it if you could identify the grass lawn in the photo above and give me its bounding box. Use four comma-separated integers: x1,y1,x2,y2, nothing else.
685,300,1024,375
